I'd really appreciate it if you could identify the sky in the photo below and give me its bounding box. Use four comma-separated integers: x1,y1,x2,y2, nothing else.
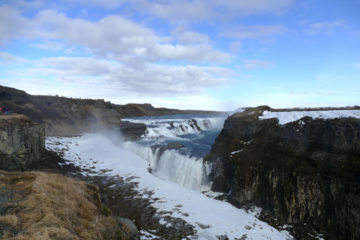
0,0,359,110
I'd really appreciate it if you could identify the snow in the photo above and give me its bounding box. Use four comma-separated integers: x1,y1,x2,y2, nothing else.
230,150,243,155
46,133,292,240
233,107,245,113
260,110,360,125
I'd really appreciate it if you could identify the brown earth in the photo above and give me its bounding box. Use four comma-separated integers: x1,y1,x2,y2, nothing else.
0,171,133,240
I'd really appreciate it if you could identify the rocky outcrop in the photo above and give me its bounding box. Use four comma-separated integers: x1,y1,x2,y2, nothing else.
118,121,146,141
0,114,45,170
204,106,360,239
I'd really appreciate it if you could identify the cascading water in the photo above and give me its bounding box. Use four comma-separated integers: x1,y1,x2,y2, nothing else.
123,141,207,190
121,114,227,190
46,112,293,239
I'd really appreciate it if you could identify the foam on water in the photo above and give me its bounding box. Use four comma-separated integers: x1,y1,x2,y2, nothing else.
124,116,225,139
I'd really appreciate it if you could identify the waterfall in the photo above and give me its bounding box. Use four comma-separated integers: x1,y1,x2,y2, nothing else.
122,141,210,191
120,114,226,191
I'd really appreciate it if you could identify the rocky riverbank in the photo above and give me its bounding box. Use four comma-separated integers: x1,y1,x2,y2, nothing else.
204,106,360,239
0,114,140,239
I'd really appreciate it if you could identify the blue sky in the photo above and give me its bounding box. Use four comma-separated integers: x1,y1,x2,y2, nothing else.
0,0,359,110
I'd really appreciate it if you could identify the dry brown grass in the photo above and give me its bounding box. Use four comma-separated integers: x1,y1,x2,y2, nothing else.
0,171,126,240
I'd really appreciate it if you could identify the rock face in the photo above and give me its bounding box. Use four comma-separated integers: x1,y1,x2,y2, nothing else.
0,114,45,170
204,106,360,239
118,121,146,141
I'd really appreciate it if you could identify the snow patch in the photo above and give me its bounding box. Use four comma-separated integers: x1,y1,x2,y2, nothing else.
260,110,360,125
231,150,243,155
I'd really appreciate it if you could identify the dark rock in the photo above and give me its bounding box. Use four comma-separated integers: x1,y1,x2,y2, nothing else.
118,121,146,141
216,234,229,240
0,114,44,171
204,106,360,240
150,142,184,161
167,142,184,149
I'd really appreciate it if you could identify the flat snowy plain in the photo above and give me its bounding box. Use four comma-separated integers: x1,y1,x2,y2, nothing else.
46,133,292,240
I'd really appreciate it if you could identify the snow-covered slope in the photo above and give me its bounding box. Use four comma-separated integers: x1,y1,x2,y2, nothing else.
260,110,360,125
46,134,292,240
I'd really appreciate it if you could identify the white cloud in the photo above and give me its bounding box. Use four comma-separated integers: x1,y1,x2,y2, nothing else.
30,41,65,51
146,44,232,63
0,6,30,44
242,60,272,69
229,41,242,52
130,0,294,22
7,56,232,97
310,19,345,31
172,29,211,45
0,52,24,64
0,7,230,64
221,25,287,39
72,0,126,8
303,19,346,34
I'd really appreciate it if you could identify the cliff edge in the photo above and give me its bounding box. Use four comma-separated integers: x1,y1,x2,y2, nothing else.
0,112,138,240
0,114,44,170
204,106,360,239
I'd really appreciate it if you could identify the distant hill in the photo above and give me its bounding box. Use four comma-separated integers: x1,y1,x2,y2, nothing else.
0,85,220,136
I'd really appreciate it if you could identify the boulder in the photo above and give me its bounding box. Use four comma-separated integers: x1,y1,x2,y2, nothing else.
115,217,140,240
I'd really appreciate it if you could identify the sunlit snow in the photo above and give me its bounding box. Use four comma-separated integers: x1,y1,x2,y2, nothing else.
260,110,360,125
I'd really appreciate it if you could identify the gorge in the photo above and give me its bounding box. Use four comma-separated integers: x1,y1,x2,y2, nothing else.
1,86,359,239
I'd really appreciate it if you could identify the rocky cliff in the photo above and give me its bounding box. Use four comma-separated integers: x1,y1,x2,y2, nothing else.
0,85,219,137
0,114,45,170
204,106,360,239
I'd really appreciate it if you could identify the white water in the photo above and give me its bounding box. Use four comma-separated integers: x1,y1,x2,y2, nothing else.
46,133,292,240
123,117,225,139
119,115,227,191
123,141,208,190
260,109,360,125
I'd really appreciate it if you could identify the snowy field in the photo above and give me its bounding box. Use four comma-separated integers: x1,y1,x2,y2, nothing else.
260,109,360,125
46,133,292,240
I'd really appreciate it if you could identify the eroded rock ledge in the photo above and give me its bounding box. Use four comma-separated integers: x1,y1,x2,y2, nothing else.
0,114,44,170
204,106,360,240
